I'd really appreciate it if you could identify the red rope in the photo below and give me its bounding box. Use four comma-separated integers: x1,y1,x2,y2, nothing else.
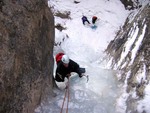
66,78,70,113
60,87,68,113
60,77,70,113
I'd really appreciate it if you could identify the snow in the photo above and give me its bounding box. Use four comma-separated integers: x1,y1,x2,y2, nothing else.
117,22,139,67
136,63,146,84
137,82,150,113
115,71,131,113
130,24,147,64
35,0,150,113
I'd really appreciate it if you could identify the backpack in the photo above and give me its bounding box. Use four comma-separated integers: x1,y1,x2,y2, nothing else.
92,16,97,24
55,52,64,64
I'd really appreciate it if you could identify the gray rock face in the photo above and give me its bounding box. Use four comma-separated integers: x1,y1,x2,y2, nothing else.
105,4,150,112
0,0,54,113
120,0,142,10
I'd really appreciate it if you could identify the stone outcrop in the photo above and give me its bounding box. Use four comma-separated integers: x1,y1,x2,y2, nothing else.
120,0,142,10
0,0,54,113
105,4,150,112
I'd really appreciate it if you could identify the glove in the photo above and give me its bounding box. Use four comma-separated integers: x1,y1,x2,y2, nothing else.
79,74,83,78
79,73,85,78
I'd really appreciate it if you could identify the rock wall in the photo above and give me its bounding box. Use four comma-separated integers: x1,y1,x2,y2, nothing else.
120,0,142,10
105,4,150,112
0,0,54,113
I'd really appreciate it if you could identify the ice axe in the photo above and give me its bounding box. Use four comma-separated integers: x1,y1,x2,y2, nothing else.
82,74,89,83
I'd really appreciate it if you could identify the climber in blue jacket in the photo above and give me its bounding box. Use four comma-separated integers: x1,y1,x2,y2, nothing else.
81,15,90,25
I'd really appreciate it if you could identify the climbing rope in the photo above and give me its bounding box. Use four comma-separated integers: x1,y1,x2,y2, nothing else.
60,74,88,113
60,77,70,113
66,77,70,113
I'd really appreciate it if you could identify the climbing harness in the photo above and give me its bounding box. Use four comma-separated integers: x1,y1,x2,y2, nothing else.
60,77,70,113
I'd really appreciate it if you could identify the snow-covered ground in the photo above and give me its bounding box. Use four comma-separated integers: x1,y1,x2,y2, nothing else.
35,0,133,113
36,68,120,113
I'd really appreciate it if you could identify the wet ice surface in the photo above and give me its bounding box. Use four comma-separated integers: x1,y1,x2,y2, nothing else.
35,65,120,113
